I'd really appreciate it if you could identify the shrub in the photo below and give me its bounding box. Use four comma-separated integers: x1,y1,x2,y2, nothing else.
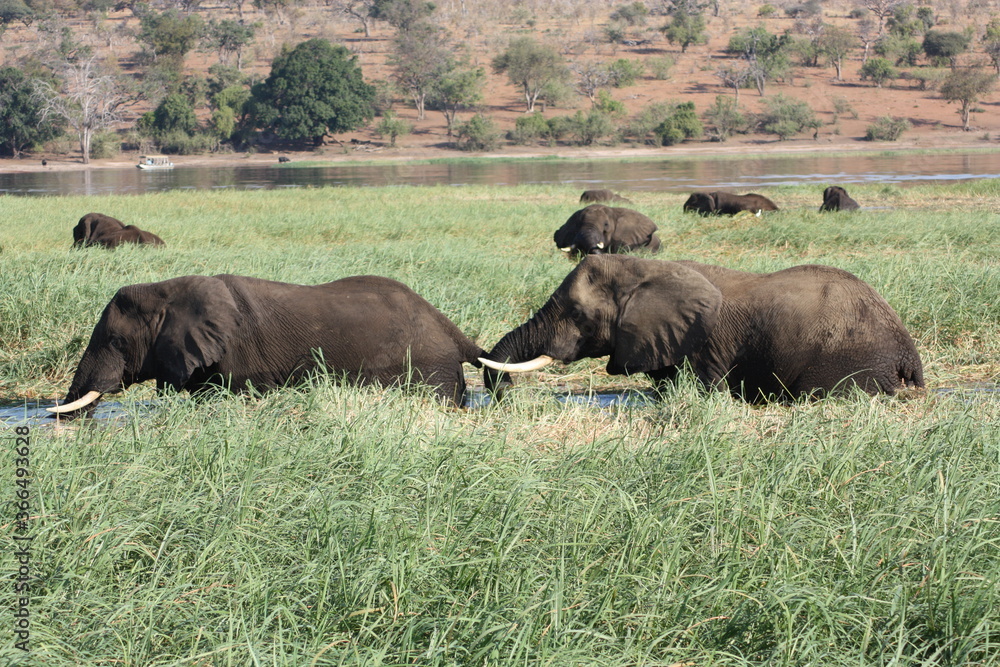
865,115,911,141
508,112,551,145
647,55,675,80
606,59,644,87
373,111,412,147
757,3,776,16
89,131,121,159
156,130,216,154
653,101,703,146
455,113,501,151
759,93,820,140
152,93,198,137
703,95,751,141
565,109,618,146
860,57,897,87
593,89,626,117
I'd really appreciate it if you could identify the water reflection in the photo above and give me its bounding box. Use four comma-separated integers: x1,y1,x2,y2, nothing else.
3,151,1000,197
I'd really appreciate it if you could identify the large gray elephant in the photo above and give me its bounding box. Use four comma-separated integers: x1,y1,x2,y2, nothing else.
819,186,860,212
73,212,165,248
48,274,484,415
683,191,779,215
480,255,924,402
554,204,661,257
579,189,632,204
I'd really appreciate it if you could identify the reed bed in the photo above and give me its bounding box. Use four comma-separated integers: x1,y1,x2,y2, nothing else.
0,182,997,665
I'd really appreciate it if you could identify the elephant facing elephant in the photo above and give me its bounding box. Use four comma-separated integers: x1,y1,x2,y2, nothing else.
48,274,484,416
73,212,165,248
683,191,779,216
554,204,661,257
819,186,860,212
480,255,923,402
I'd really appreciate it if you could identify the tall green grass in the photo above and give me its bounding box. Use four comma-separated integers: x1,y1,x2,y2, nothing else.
1,183,997,665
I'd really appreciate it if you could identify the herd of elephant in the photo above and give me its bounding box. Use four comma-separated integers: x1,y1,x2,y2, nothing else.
50,183,923,417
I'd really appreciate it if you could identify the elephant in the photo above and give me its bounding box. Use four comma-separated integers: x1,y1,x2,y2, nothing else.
554,204,661,257
682,191,779,216
48,274,485,416
73,212,165,249
819,186,860,212
480,255,924,402
579,189,632,205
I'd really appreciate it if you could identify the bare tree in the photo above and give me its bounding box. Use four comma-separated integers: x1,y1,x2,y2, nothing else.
330,0,377,38
716,63,751,105
33,56,137,164
860,0,904,36
856,18,878,63
571,62,611,103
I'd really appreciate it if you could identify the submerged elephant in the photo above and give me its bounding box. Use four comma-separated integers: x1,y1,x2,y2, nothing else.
480,255,923,402
554,204,661,257
73,212,165,248
48,274,484,415
579,189,632,204
683,191,779,216
819,186,860,212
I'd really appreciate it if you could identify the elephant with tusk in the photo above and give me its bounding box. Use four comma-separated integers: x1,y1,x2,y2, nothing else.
553,204,661,258
682,191,779,216
49,274,484,415
73,212,165,248
481,255,924,402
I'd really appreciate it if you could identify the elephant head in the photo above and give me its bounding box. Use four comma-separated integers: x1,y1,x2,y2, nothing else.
49,276,242,414
579,189,632,205
73,212,165,248
819,186,860,212
683,192,779,216
553,204,661,257
482,255,924,401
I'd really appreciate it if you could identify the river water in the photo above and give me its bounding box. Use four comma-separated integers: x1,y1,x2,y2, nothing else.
2,150,1000,196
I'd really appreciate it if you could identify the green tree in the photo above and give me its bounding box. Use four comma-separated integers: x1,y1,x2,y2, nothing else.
138,9,205,70
660,1,707,53
922,30,970,69
875,32,921,66
429,64,485,136
389,23,450,120
248,38,375,146
0,67,64,157
0,0,33,38
491,37,569,113
984,17,1000,76
727,26,792,94
210,84,251,143
939,68,995,130
816,24,856,80
759,93,819,139
610,2,649,26
454,113,500,151
204,19,257,70
859,56,897,87
151,92,197,136
370,0,435,31
565,109,617,146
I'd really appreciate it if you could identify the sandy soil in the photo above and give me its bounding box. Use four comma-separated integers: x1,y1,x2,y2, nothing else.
2,8,998,175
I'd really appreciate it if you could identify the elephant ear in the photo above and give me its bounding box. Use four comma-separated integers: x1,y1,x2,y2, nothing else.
610,209,658,247
608,262,722,375
152,276,242,389
553,209,586,250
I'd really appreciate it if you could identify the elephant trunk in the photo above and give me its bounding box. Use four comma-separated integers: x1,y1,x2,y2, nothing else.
574,226,606,255
483,306,561,397
49,345,127,416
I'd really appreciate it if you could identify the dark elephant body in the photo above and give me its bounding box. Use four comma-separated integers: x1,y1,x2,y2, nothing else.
73,212,165,248
554,204,661,257
483,255,923,401
579,189,632,204
819,186,860,212
683,191,779,215
56,274,483,412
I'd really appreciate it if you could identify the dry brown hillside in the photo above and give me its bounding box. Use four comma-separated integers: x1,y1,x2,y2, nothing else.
2,0,999,164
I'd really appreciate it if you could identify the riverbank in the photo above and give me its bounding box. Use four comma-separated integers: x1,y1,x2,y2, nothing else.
3,129,998,174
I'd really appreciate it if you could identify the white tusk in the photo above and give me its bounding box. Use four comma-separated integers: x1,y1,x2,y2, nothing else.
755,209,762,217
559,246,574,253
595,242,605,249
46,390,103,414
479,355,554,373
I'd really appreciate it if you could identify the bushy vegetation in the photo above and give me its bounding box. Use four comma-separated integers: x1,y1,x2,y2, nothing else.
865,115,911,140
0,179,998,664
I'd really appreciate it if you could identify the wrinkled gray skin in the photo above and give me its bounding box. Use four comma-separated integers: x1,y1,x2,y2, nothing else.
819,186,860,212
579,189,632,205
683,191,779,215
484,255,924,402
73,212,165,248
554,204,661,257
56,274,484,414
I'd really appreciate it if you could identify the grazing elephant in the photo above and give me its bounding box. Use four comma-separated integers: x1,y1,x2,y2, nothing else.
48,274,484,416
480,255,923,402
819,186,860,212
683,191,779,216
73,212,165,249
579,189,632,204
554,204,661,257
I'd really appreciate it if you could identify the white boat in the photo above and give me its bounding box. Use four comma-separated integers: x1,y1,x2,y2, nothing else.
137,155,174,170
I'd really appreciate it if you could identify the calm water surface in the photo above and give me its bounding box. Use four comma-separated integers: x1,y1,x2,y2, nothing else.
2,151,1000,196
